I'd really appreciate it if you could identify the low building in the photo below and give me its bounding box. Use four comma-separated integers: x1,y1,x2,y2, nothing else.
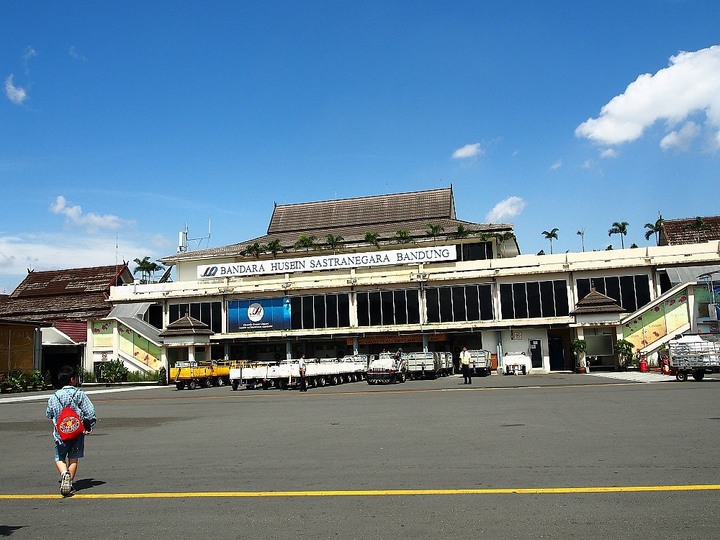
104,188,720,376
0,264,134,380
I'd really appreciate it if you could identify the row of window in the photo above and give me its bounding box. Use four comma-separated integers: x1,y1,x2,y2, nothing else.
165,274,652,332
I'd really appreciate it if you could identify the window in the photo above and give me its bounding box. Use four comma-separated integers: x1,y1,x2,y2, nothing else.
500,280,569,319
577,275,651,312
169,302,222,333
426,284,494,323
289,294,351,330
356,289,421,327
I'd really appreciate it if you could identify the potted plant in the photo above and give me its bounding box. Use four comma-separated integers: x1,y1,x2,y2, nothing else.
572,339,587,373
615,339,635,370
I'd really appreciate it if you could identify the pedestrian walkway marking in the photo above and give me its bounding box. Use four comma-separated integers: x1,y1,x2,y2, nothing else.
3,484,720,500
588,372,673,383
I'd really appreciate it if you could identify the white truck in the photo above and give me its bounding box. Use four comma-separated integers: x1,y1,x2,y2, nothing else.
405,352,454,379
229,356,368,390
366,352,407,384
467,349,493,376
667,335,720,382
499,351,532,375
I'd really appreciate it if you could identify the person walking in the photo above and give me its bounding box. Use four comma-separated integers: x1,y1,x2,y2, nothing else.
46,365,96,496
460,346,472,384
298,353,308,391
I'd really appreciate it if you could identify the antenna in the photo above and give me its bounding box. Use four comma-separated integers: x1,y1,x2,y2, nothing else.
178,219,212,253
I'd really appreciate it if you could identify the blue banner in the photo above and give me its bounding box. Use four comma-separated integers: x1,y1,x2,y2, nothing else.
228,298,291,332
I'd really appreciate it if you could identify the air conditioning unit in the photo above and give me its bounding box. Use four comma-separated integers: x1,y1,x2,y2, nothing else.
709,303,719,321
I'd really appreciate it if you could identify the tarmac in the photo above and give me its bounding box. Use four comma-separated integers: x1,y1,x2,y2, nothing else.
2,369,719,539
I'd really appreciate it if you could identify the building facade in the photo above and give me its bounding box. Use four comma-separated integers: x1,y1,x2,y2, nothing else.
101,188,720,377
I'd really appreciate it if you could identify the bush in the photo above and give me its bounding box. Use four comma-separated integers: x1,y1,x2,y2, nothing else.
5,371,28,392
126,370,160,383
80,368,96,384
102,359,129,383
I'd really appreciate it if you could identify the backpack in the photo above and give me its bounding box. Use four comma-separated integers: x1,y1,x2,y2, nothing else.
55,389,84,442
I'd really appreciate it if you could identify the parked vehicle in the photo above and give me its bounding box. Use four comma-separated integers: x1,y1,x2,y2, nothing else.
170,361,231,390
499,352,532,375
367,352,407,384
229,356,368,390
467,349,493,376
667,335,720,381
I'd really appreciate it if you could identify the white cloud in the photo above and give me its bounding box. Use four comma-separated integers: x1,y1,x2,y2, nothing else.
485,196,526,223
452,143,483,159
550,159,562,170
4,74,27,105
50,195,133,232
660,121,700,151
69,46,87,61
600,148,617,159
0,232,151,293
575,45,720,150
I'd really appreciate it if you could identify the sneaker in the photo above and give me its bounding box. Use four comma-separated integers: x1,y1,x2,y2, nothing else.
60,472,72,496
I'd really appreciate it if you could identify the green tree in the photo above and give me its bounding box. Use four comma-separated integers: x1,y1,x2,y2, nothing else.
294,235,316,252
243,242,264,259
608,221,629,249
686,216,709,242
266,239,284,258
451,225,474,261
133,257,165,283
541,228,559,254
364,231,380,248
493,232,515,257
426,223,445,245
394,230,412,244
325,234,344,252
644,217,664,244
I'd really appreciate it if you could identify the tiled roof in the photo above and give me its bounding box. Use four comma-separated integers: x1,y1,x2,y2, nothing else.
660,216,720,245
571,289,626,314
268,187,455,234
162,188,514,263
159,315,214,337
0,264,133,322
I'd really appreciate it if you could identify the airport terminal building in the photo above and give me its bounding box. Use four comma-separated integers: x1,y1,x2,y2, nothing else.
102,187,720,376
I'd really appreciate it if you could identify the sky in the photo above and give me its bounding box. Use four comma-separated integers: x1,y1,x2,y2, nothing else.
2,1,720,293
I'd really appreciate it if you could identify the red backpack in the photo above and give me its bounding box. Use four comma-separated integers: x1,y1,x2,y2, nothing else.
55,389,84,442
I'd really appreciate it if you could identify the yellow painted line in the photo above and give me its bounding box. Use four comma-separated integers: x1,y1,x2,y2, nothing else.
3,484,720,500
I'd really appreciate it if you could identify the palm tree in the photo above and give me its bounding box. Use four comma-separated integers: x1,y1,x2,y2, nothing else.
364,231,380,248
541,228,559,254
266,239,284,258
294,235,316,252
686,216,708,242
644,216,664,244
493,231,515,258
426,223,444,245
608,221,629,249
325,234,344,252
451,225,473,261
133,256,164,283
475,232,493,259
243,242,264,259
394,230,412,244
576,229,585,252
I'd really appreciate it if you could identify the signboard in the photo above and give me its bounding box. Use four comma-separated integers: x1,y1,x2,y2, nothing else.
228,298,291,332
197,245,457,280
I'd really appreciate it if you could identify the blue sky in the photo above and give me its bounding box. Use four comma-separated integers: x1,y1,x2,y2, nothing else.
2,1,720,292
